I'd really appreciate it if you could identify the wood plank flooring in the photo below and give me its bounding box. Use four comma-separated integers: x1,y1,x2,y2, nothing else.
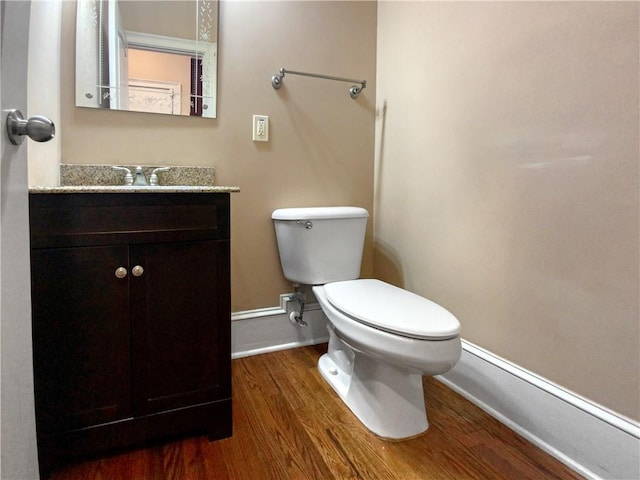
50,345,583,480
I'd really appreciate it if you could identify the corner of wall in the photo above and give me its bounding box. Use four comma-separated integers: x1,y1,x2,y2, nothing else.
27,0,62,187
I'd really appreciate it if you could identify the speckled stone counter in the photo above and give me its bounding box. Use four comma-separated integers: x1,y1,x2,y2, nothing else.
29,185,240,194
59,164,219,187
30,164,239,193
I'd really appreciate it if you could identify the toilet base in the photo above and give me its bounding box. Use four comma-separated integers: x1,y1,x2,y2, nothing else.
318,343,429,440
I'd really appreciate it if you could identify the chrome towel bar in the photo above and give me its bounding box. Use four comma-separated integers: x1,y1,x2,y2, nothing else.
271,67,366,99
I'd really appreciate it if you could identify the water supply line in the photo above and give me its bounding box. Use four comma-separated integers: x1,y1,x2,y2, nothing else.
288,285,308,327
271,67,366,99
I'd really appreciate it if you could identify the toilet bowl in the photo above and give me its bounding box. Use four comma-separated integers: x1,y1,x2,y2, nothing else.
271,207,462,439
314,280,461,439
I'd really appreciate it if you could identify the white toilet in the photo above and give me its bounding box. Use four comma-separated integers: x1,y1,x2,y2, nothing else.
272,206,462,440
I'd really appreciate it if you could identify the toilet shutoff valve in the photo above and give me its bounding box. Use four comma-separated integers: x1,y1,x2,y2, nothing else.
287,289,308,327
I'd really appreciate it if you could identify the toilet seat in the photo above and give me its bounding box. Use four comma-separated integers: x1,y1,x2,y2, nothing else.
324,279,460,340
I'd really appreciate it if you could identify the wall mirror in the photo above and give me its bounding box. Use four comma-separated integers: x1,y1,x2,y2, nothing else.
76,0,218,118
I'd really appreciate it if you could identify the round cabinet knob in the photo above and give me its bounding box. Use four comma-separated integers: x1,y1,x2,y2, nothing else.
132,265,144,277
115,267,128,279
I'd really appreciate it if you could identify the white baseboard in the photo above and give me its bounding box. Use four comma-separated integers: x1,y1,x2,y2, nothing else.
438,340,640,480
231,297,329,359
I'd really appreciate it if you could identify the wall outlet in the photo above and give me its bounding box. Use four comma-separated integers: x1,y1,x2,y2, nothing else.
252,115,269,142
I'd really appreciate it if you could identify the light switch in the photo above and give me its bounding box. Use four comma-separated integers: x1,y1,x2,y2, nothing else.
253,115,269,142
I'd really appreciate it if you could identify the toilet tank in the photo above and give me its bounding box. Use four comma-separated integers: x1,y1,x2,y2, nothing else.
272,206,369,285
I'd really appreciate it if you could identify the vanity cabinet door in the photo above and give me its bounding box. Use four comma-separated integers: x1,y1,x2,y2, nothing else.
130,239,231,415
31,245,132,435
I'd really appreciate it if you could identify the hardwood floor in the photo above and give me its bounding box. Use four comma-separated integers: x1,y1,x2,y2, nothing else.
50,345,583,480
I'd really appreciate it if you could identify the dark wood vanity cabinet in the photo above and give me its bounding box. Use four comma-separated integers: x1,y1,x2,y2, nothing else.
29,192,232,476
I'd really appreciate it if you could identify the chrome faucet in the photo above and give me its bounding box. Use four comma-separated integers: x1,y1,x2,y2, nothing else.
150,167,170,185
113,166,170,186
112,166,133,185
133,166,149,186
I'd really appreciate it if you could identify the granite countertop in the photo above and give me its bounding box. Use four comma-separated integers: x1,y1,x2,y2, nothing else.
30,185,240,194
30,164,240,194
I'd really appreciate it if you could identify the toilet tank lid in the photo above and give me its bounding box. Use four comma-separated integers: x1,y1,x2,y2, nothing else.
272,206,369,220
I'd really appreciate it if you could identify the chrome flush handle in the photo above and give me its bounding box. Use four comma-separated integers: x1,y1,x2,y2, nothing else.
296,220,313,229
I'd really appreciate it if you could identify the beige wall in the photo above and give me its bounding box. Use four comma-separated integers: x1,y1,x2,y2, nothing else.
375,1,639,420
59,1,377,311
